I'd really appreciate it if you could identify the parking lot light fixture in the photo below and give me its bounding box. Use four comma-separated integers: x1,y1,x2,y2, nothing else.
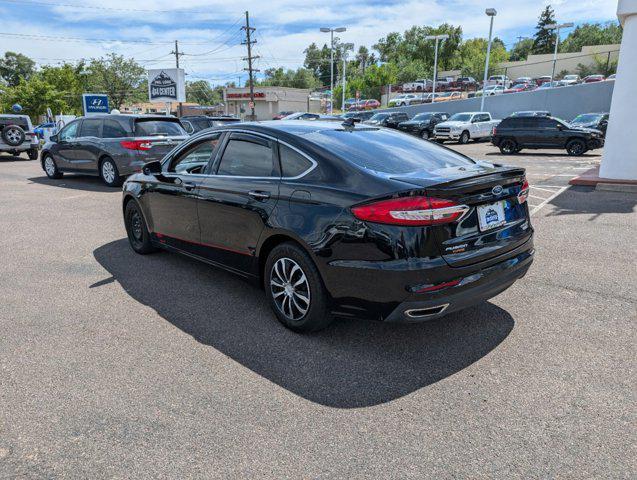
480,8,497,112
425,34,449,98
320,27,347,114
546,22,574,84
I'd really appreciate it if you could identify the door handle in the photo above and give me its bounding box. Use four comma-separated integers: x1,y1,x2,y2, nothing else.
248,190,270,201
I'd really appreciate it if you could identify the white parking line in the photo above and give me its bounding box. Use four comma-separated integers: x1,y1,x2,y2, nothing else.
529,194,549,200
530,186,563,193
531,186,569,215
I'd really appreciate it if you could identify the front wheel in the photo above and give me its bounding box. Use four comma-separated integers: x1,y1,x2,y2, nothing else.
499,138,518,155
566,139,586,156
420,130,431,140
43,154,63,179
459,131,470,144
124,200,158,254
100,157,123,187
264,242,332,333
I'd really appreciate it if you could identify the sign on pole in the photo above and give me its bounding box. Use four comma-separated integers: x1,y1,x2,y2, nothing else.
82,94,109,116
148,68,186,103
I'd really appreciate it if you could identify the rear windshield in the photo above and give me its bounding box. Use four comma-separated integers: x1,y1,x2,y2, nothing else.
370,113,390,121
134,119,185,137
211,119,241,126
304,128,475,175
0,116,30,129
413,113,433,121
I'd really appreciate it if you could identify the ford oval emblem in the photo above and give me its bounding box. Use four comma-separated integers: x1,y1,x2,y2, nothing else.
492,185,503,196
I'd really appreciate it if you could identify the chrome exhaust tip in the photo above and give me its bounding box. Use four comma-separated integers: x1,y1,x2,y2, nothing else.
404,303,449,318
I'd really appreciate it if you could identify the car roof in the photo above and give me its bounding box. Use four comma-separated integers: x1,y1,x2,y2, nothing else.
209,120,380,137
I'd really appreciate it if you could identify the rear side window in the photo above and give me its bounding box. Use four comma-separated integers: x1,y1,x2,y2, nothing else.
279,144,313,177
103,119,128,138
305,128,474,175
537,118,561,128
80,119,101,137
501,118,522,128
134,120,185,137
217,137,275,177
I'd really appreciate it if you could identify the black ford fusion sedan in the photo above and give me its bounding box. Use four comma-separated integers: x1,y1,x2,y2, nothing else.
122,120,534,332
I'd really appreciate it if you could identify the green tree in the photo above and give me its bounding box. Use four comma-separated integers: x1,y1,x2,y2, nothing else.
560,22,623,53
85,54,146,109
532,5,557,54
458,38,509,79
355,46,370,74
186,80,222,105
257,67,320,89
509,38,534,61
38,62,88,114
0,77,67,118
0,52,36,87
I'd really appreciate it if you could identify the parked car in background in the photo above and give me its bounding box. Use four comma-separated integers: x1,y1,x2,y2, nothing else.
511,111,551,117
451,76,477,89
534,76,553,86
433,112,499,144
40,114,188,186
583,75,605,83
606,74,616,80
422,92,442,103
487,75,510,87
560,74,581,85
513,77,533,84
341,111,375,122
433,91,462,102
343,98,358,110
397,112,449,139
122,120,534,331
180,115,241,134
363,112,409,129
475,85,505,96
0,114,39,160
34,121,56,140
280,112,321,120
272,111,295,120
536,81,562,90
349,99,381,111
492,115,604,156
388,94,422,107
402,78,432,91
570,112,609,136
504,83,537,94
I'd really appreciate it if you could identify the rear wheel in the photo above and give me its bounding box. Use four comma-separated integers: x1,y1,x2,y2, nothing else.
420,130,430,140
100,157,123,187
566,139,586,156
1,125,25,146
124,200,157,254
459,131,470,144
28,148,39,160
264,242,332,333
43,154,63,179
499,138,518,155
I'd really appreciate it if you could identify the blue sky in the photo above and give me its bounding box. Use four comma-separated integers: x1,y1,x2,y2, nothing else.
0,0,619,86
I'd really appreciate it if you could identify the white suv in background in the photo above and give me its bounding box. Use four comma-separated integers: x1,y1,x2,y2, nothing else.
0,114,39,160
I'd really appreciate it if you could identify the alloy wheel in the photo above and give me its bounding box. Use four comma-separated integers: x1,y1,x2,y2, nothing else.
270,257,310,321
6,128,21,144
44,156,56,176
102,161,116,184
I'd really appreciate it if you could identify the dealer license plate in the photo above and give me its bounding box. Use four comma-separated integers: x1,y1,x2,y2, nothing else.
477,201,506,231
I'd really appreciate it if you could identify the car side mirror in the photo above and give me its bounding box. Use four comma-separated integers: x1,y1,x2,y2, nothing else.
50,134,58,142
143,160,162,176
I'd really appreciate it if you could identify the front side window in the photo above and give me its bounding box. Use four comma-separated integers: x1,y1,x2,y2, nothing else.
169,134,221,174
79,119,101,137
59,121,79,141
279,144,313,178
217,136,275,177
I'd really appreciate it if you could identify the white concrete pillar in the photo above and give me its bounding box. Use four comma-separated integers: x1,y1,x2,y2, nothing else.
599,0,637,180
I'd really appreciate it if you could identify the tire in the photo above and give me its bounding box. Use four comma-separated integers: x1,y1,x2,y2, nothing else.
420,130,431,140
264,242,333,333
28,148,39,160
498,138,518,155
566,139,586,156
42,154,63,179
459,131,470,144
99,157,123,187
124,200,157,255
1,125,25,146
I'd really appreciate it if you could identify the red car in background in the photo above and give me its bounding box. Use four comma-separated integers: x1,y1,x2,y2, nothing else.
504,82,537,94
272,111,295,120
583,75,605,83
534,76,553,86
348,99,381,111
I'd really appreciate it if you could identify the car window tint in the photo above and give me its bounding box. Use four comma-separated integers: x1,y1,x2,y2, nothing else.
217,138,274,177
103,119,128,138
170,134,221,174
134,120,185,136
59,121,79,141
279,144,313,177
80,119,101,137
305,128,474,175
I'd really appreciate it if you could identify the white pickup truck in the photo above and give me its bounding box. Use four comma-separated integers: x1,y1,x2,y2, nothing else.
432,111,500,144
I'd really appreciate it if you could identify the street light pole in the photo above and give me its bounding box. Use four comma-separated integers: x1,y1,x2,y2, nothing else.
341,43,354,112
480,8,497,113
547,22,574,84
320,26,346,114
426,34,449,101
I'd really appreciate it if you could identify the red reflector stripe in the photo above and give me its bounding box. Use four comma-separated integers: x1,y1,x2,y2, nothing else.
415,279,460,293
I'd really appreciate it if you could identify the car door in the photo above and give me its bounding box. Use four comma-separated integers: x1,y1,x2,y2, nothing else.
51,120,81,170
73,118,103,172
536,118,563,147
143,133,222,253
197,131,280,275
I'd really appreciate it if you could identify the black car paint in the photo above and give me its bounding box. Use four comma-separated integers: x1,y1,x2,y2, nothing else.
123,121,534,322
363,112,409,129
398,112,449,137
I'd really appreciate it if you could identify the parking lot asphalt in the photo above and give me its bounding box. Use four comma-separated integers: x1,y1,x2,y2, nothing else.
1,146,635,479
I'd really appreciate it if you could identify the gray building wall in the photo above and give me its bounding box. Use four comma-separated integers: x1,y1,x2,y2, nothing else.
381,81,614,121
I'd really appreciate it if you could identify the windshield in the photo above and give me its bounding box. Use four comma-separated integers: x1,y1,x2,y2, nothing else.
134,119,185,137
369,113,390,121
448,113,472,122
304,128,475,175
572,114,602,124
413,113,433,121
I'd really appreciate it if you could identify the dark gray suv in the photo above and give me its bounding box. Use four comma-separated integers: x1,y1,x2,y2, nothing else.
41,114,188,186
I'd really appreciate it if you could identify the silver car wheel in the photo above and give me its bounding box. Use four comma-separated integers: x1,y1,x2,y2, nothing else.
44,156,56,176
270,257,310,321
101,161,116,184
6,128,21,143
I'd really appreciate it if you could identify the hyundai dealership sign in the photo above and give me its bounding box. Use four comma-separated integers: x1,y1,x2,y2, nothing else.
148,68,186,103
82,94,109,116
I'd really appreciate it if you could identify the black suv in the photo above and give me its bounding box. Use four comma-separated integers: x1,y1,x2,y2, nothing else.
570,113,609,136
397,112,449,139
180,115,241,135
363,112,409,129
492,115,604,156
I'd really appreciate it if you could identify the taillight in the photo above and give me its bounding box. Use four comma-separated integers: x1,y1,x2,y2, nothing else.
120,140,153,151
518,179,530,204
351,196,469,226
492,127,497,136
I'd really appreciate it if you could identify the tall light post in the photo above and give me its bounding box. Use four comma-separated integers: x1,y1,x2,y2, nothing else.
480,8,497,113
341,43,354,112
425,34,449,100
320,26,347,114
546,22,574,84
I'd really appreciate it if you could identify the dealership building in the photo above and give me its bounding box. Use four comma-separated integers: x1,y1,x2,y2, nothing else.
223,87,313,120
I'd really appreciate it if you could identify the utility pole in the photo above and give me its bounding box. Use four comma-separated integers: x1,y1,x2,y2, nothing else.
170,40,185,117
241,11,260,120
